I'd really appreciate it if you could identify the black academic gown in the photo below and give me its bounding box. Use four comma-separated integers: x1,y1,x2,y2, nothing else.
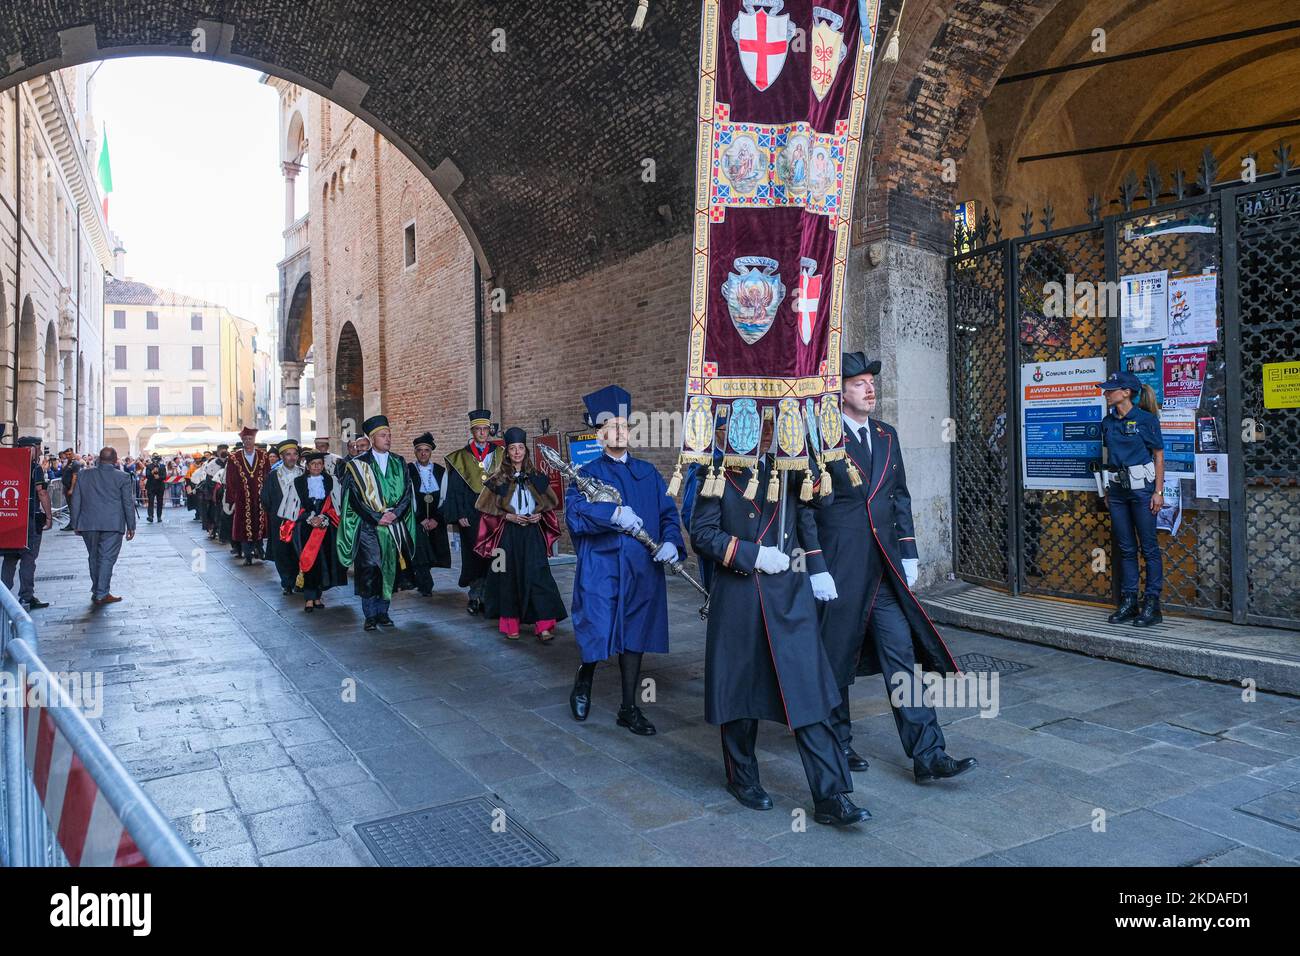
407,460,452,570
291,474,347,592
690,460,841,730
816,419,959,687
260,467,303,588
442,443,500,587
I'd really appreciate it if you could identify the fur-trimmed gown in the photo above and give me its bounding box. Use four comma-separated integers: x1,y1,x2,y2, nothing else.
474,473,568,627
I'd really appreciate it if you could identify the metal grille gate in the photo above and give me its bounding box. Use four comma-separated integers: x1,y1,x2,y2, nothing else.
948,172,1300,629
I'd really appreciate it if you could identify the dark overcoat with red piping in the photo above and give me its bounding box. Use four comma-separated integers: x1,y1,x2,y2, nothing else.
690,458,841,730
814,418,959,687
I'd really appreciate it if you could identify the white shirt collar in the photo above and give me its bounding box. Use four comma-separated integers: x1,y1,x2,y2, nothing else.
843,412,872,450
604,451,629,463
372,450,389,468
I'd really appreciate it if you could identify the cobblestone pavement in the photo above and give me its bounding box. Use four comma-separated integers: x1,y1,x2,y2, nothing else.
24,510,1300,866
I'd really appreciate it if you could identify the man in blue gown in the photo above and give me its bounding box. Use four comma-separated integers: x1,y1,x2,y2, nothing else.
565,385,684,735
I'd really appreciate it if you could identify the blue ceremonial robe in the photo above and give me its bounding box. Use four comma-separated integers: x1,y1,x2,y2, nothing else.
565,453,685,662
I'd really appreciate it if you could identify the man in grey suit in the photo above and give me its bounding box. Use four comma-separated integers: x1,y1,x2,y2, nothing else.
70,447,137,606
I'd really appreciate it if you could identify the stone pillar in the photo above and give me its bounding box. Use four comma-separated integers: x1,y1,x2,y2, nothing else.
844,238,953,588
281,360,305,440
282,161,300,229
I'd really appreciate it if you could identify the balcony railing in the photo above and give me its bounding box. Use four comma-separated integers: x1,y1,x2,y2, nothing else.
283,214,309,258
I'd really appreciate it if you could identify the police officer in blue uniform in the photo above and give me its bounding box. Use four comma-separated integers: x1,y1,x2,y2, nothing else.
1099,370,1165,627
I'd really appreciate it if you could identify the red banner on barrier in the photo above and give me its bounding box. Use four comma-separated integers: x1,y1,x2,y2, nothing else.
533,434,564,510
0,448,31,550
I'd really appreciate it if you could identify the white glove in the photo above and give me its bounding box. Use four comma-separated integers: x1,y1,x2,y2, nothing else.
754,545,790,575
901,558,919,588
612,506,643,534
810,571,838,601
653,541,679,564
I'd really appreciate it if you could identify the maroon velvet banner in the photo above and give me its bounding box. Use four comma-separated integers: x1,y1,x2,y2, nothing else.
677,0,880,484
0,448,32,551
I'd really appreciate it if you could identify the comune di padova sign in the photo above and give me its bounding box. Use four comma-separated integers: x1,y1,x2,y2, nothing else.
1020,357,1107,492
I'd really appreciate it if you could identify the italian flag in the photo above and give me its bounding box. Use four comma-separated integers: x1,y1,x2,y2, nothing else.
97,125,113,221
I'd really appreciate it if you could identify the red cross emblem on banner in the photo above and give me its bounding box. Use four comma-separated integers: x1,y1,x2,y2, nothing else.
703,362,719,378
796,259,822,346
734,6,791,93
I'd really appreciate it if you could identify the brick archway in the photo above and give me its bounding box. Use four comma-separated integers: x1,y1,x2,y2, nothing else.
333,321,363,443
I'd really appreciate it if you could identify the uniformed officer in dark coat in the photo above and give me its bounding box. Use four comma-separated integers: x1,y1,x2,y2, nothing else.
691,445,871,826
816,352,976,783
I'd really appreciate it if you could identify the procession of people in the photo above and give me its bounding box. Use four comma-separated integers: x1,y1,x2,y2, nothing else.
0,362,982,825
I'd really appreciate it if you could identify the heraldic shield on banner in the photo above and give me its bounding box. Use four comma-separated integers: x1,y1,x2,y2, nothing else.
669,0,881,503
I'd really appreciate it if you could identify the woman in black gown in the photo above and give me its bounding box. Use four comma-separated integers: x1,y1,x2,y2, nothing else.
293,452,347,610
473,428,568,642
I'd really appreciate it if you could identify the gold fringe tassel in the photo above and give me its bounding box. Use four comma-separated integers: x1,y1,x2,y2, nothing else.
742,470,759,500
766,469,781,503
819,459,834,498
666,458,683,498
846,457,863,487
295,571,305,589
799,470,813,502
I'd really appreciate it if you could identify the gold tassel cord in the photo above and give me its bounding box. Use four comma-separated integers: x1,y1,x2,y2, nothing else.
846,457,863,487
631,0,649,30
799,470,813,502
743,470,759,500
666,458,683,498
295,571,305,589
819,460,834,498
766,469,781,503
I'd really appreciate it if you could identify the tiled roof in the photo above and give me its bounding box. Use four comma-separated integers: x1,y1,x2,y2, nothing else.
105,278,223,309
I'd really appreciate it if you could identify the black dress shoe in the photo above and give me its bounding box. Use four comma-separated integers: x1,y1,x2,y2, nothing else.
24,598,49,610
726,781,773,811
363,617,378,631
813,793,871,826
843,746,870,773
466,598,481,615
914,753,978,783
282,587,293,596
243,557,254,566
376,613,395,627
569,669,592,722
616,705,657,736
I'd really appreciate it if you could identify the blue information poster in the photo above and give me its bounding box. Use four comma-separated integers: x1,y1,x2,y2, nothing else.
566,431,604,469
1120,342,1163,406
1020,357,1107,491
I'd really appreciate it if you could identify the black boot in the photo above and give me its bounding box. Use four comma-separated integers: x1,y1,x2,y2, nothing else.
617,704,657,736
843,746,870,773
813,793,871,826
1132,594,1162,628
569,664,595,722
1107,592,1140,624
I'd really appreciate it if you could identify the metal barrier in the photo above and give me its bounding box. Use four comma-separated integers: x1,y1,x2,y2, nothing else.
0,584,199,867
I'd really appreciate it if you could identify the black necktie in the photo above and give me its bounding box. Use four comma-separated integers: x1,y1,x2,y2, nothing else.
859,426,868,447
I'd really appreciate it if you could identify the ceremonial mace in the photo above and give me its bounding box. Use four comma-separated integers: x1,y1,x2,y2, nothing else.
538,444,711,618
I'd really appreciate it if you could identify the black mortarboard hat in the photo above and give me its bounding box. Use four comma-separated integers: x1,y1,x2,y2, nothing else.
582,386,631,426
413,432,436,450
302,451,326,462
362,415,390,436
503,426,527,445
842,351,882,379
468,409,491,427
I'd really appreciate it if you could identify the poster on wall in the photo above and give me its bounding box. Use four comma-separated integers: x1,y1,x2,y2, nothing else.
1155,479,1183,535
1121,343,1163,406
1120,270,1168,343
532,434,565,510
1163,346,1208,410
565,431,604,469
0,448,31,551
1020,357,1107,492
1195,453,1229,500
1167,273,1218,346
1262,360,1300,409
1160,408,1196,478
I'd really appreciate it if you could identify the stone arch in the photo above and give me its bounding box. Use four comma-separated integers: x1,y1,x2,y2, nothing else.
333,321,364,443
43,320,60,447
0,3,703,292
283,272,313,364
15,296,40,440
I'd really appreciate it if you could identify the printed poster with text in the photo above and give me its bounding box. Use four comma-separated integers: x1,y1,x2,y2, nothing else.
1021,357,1107,492
1163,346,1208,410
1121,270,1168,343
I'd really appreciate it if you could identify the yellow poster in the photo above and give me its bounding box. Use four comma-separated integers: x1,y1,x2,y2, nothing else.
1263,361,1300,409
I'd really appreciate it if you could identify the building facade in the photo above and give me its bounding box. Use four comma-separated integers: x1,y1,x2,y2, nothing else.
103,278,257,455
0,66,112,453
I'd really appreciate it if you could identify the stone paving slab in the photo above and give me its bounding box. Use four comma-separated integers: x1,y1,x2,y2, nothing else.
11,513,1298,866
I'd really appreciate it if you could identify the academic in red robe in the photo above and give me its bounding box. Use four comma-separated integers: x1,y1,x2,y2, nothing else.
224,447,271,543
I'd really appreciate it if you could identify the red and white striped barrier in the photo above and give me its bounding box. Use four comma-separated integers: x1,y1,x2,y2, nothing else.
24,702,146,867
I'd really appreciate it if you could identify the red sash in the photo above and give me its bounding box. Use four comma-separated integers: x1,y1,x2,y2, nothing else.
298,495,340,574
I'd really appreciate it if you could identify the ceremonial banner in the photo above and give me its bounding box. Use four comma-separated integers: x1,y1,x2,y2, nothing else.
673,0,880,498
0,448,31,550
